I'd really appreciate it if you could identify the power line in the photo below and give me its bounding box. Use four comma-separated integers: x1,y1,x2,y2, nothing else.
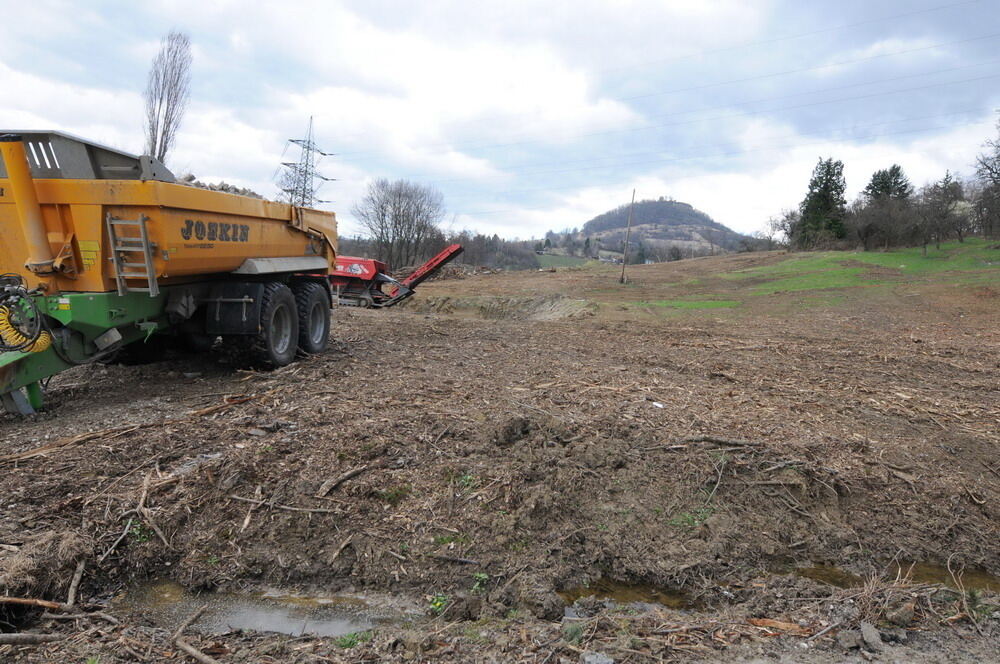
330,1,983,148
398,73,1000,184
544,60,1000,151
443,116,994,215
597,0,982,74
617,31,1000,101
337,54,1000,161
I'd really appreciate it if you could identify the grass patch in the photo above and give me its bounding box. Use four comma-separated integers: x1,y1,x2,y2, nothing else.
375,484,411,506
751,268,871,294
537,254,591,268
562,621,585,644
844,239,1000,274
722,240,1000,295
462,624,490,643
429,593,450,615
334,631,373,648
632,299,739,309
667,507,714,529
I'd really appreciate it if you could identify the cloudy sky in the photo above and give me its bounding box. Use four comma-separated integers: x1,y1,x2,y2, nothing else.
3,0,998,238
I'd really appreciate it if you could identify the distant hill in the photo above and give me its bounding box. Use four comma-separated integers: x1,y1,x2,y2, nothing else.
581,198,746,253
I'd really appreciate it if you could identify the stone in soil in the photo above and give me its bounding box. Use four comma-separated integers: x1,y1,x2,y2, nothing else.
860,621,885,652
887,600,916,627
580,652,615,664
837,629,863,650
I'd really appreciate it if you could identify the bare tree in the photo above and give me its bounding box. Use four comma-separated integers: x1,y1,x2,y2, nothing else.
914,172,965,255
976,118,1000,186
144,30,192,163
773,209,800,247
975,118,1000,239
968,178,999,239
701,228,718,255
352,179,446,269
846,196,912,251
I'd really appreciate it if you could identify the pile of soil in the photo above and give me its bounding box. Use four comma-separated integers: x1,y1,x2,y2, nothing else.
406,294,597,320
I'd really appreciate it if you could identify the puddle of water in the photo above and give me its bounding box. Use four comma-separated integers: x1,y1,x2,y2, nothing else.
789,562,1000,593
888,562,1000,593
795,564,863,589
558,579,690,609
115,580,414,638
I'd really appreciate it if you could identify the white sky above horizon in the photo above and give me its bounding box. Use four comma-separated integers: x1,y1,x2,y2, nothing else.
2,0,998,239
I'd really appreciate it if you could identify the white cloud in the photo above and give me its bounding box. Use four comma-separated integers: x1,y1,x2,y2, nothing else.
0,61,142,152
138,1,643,187
815,37,949,77
342,0,771,72
3,0,996,244
453,115,996,238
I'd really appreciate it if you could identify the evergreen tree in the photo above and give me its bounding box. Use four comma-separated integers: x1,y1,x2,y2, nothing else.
863,164,912,201
794,157,847,247
847,164,914,250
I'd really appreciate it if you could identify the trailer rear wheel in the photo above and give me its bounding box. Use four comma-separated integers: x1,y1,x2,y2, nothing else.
294,282,331,354
237,282,299,368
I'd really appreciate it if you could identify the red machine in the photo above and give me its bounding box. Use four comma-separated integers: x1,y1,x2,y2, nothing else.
328,244,464,308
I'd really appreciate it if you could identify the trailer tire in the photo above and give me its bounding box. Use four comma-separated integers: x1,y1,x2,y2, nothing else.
236,282,299,368
294,282,331,355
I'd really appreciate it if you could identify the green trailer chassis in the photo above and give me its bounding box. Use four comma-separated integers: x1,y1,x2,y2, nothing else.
0,290,172,415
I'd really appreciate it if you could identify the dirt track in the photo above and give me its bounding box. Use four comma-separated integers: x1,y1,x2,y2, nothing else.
1,262,998,662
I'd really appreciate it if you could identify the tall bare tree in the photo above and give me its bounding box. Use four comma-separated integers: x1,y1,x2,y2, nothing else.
352,179,446,269
144,30,192,163
976,118,1000,186
914,171,965,254
975,118,1000,238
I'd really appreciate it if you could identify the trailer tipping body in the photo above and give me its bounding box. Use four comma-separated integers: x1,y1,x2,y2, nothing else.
0,131,337,414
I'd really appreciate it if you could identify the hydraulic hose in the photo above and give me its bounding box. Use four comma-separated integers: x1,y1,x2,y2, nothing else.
0,305,50,352
0,274,50,353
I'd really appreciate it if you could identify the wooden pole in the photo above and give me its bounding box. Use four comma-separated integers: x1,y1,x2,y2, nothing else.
619,189,636,284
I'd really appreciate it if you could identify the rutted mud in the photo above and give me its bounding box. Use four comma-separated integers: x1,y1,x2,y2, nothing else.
558,578,690,609
780,561,1000,592
1,266,998,661
793,564,863,589
114,580,420,638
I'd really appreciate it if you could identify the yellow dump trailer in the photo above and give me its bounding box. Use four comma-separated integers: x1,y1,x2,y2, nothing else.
0,130,337,414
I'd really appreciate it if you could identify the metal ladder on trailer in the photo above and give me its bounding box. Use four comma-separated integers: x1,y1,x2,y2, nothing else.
106,214,160,297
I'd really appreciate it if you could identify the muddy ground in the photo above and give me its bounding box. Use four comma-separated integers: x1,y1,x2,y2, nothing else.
1,257,998,662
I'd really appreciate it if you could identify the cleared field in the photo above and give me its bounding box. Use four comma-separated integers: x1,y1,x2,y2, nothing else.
426,239,999,313
536,253,592,268
1,244,998,662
